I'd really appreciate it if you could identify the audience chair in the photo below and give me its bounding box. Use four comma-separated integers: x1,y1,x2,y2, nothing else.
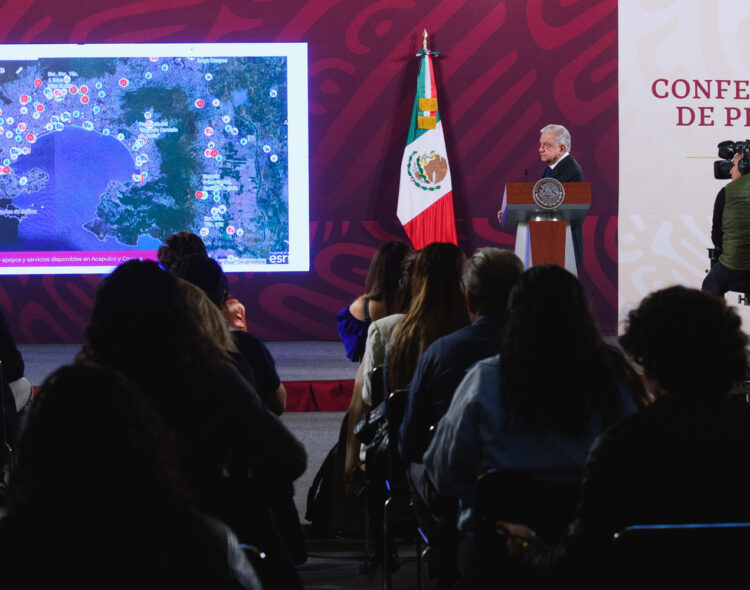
382,388,415,590
406,422,460,589
0,360,15,494
369,365,386,408
415,525,430,590
240,543,268,583
473,469,581,589
610,522,750,589
708,248,750,304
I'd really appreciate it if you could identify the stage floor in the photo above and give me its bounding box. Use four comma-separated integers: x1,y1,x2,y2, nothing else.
18,340,358,387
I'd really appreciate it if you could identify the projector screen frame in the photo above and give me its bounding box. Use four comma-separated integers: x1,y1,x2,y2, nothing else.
0,42,309,275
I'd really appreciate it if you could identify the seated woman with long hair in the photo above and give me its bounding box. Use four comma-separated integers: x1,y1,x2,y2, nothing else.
336,240,413,363
424,264,640,575
386,241,469,393
0,363,262,589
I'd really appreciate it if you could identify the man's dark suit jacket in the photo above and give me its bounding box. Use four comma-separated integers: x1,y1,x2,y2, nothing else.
546,153,584,183
544,154,585,265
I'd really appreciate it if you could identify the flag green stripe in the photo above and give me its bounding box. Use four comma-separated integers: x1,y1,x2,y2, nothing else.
406,54,441,145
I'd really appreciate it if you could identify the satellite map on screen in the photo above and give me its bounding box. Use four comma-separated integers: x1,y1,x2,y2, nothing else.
0,44,307,274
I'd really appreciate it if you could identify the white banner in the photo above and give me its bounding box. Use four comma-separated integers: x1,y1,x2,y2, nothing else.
619,1,750,330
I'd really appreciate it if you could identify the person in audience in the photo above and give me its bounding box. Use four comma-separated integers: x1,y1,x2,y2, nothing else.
357,243,468,571
499,285,750,588
171,253,286,415
399,247,523,464
158,230,247,331
386,242,469,393
340,250,416,501
308,244,413,536
84,260,306,589
0,309,32,419
423,264,639,576
360,250,416,410
0,363,263,589
350,250,417,476
157,230,208,269
177,278,258,387
336,240,413,363
0,308,29,479
397,248,523,587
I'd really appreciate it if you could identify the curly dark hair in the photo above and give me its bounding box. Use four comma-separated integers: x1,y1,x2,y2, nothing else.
620,286,747,398
157,231,207,270
500,264,628,434
170,253,229,308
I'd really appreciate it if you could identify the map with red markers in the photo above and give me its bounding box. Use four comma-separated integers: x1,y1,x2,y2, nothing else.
0,49,299,272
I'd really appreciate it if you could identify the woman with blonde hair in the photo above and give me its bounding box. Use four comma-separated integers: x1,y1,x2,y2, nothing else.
177,278,237,358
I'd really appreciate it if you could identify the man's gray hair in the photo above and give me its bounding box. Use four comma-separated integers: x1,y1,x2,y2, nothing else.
462,248,523,316
540,124,571,152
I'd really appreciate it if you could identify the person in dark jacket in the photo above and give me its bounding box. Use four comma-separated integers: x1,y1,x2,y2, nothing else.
399,248,523,464
500,286,750,588
0,363,263,590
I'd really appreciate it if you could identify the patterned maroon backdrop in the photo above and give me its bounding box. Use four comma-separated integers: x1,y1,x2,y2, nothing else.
0,0,618,343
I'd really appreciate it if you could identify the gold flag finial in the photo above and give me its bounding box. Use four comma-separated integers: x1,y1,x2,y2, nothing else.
423,29,428,50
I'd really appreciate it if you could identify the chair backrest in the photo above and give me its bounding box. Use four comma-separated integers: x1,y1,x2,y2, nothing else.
473,469,581,588
610,522,750,589
0,360,14,477
385,388,410,449
369,365,385,408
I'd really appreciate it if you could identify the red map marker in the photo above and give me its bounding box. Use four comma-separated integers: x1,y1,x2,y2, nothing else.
195,99,205,108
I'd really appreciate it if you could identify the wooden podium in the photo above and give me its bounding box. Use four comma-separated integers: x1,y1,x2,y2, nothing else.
500,181,590,276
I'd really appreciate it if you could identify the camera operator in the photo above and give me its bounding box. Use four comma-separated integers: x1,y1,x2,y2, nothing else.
702,143,750,296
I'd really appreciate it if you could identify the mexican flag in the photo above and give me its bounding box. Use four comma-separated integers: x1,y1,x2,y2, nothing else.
397,46,458,249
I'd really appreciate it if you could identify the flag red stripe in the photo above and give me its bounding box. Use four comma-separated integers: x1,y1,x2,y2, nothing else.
427,54,437,99
402,191,458,249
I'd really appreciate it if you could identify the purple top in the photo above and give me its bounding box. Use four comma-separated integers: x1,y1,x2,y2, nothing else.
336,298,370,362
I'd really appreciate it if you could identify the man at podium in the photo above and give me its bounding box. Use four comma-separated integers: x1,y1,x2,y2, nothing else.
496,124,589,273
539,124,583,183
539,124,584,265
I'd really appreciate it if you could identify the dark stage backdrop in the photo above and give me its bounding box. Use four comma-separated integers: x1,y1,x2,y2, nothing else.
0,0,618,343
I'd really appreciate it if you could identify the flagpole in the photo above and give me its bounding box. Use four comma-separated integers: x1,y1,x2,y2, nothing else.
417,29,439,58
